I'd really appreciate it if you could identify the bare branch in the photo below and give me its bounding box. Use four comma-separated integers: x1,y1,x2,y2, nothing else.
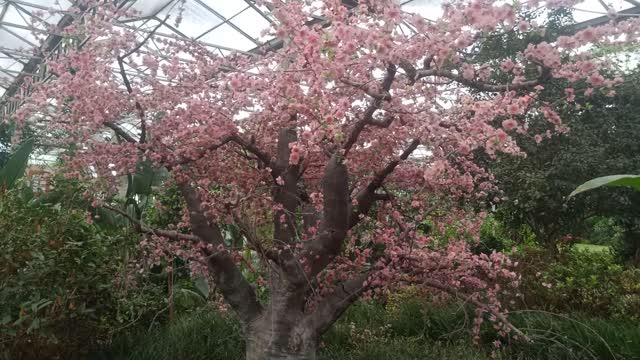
307,272,371,335
179,183,262,326
340,78,391,101
175,133,273,168
175,135,236,165
422,279,531,343
414,68,548,92
229,134,274,169
300,154,349,278
103,204,199,242
104,121,137,143
343,63,397,157
120,13,170,59
348,139,420,228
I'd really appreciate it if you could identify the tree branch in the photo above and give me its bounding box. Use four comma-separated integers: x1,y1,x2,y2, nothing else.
175,133,273,168
348,139,420,228
421,279,531,343
179,183,262,326
272,128,299,245
116,57,146,143
343,63,397,157
414,68,548,92
104,121,138,143
307,272,371,335
300,154,349,279
103,204,200,241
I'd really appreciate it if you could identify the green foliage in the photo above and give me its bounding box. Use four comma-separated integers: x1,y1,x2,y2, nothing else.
101,301,640,360
516,247,640,320
582,217,623,248
0,181,168,359
472,215,517,254
94,308,245,360
0,139,33,190
492,67,640,251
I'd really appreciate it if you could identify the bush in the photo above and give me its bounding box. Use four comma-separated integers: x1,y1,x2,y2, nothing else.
516,246,640,320
101,301,640,360
0,184,166,359
96,308,245,360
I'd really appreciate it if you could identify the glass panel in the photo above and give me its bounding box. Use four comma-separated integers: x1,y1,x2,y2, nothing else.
0,57,17,69
158,1,223,38
199,0,247,18
3,5,28,26
0,27,32,49
401,0,444,21
198,23,256,52
7,61,23,73
573,0,635,22
231,8,270,41
130,0,173,18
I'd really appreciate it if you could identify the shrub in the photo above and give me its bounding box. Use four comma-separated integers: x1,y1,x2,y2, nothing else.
0,184,165,359
516,246,640,320
102,301,640,360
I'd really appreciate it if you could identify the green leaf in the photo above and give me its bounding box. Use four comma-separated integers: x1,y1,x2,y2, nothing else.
0,138,34,190
569,174,640,198
127,161,168,198
193,275,210,298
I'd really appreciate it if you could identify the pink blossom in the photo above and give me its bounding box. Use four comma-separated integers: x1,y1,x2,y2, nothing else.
502,119,518,131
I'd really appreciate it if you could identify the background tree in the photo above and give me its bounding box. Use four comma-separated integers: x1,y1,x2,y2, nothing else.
492,67,640,254
10,0,640,359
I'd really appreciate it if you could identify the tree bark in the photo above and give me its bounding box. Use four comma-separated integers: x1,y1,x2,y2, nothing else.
246,314,318,360
246,276,319,360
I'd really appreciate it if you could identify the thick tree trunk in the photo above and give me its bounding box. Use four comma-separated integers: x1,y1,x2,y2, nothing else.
246,316,318,360
244,273,321,360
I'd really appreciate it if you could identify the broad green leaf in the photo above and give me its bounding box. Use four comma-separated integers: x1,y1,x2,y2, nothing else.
0,138,34,190
569,174,640,198
193,275,210,298
127,161,168,198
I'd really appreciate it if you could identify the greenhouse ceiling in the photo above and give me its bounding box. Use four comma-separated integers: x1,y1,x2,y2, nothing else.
0,0,639,120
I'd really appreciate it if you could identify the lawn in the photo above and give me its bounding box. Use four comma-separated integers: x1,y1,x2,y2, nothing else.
574,243,611,253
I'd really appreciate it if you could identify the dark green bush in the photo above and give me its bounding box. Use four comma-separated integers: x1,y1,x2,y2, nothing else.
0,184,165,359
101,302,640,360
516,246,640,320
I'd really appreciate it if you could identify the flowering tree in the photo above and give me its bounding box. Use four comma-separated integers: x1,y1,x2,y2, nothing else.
11,0,640,358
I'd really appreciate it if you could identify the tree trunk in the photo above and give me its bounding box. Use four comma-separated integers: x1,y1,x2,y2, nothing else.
246,316,318,360
244,273,321,360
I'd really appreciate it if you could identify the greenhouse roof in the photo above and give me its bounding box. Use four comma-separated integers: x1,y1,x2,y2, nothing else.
0,0,639,119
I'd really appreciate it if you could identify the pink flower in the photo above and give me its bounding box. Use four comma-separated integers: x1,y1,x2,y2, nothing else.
459,143,471,154
507,103,522,115
500,59,515,72
502,119,518,131
564,88,575,102
289,145,302,165
584,87,594,97
461,63,475,80
579,27,598,42
517,20,529,32
588,73,605,86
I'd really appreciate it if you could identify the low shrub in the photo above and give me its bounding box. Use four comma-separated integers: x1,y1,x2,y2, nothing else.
516,246,640,320
101,302,640,360
0,185,166,359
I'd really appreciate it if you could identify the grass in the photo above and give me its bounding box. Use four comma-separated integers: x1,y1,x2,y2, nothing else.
96,302,640,360
574,243,611,253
